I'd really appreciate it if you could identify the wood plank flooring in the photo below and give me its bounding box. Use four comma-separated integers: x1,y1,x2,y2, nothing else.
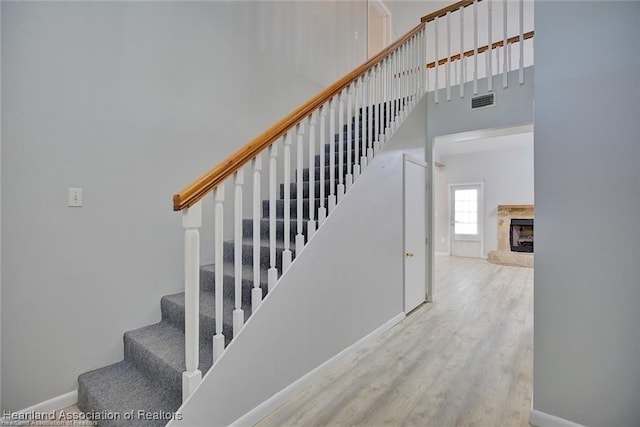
256,255,533,427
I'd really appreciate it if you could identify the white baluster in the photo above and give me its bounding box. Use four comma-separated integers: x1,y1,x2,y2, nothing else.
295,123,305,254
213,185,225,362
346,85,354,190
384,58,389,139
362,73,369,168
233,169,244,337
518,0,524,84
392,48,402,127
434,16,439,104
337,92,345,202
251,155,262,310
487,0,493,92
374,64,381,153
503,0,508,88
318,106,327,226
328,99,337,213
416,33,420,96
460,6,465,98
386,56,392,135
399,46,404,120
282,133,292,271
307,113,317,238
473,0,478,95
353,78,361,179
267,143,278,291
182,201,202,401
367,70,374,161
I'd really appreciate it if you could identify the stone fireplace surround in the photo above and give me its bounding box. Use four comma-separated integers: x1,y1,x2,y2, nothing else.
487,204,534,268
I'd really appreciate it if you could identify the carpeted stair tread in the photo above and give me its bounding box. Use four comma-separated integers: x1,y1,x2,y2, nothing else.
200,261,270,294
161,290,254,343
77,361,180,427
222,238,295,270
242,218,310,243
123,322,213,394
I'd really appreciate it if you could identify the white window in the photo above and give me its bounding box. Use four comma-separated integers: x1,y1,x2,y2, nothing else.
454,188,479,236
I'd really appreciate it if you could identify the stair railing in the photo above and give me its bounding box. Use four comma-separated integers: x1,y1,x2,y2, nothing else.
173,0,535,403
173,22,427,401
421,0,534,102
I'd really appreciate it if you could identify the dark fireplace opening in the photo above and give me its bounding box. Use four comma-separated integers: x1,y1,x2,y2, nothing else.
510,219,534,253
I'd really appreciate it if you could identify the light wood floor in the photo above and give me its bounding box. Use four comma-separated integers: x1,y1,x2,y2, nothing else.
257,255,533,427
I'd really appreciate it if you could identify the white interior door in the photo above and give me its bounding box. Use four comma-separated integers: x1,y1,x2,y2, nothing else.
449,183,483,258
404,155,427,313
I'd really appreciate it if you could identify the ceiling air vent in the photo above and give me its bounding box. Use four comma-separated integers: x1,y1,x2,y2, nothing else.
471,93,495,109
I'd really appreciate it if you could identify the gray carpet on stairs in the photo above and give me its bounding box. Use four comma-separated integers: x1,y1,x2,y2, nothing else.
76,105,396,426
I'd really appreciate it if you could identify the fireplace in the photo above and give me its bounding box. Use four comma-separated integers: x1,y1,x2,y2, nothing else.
487,204,534,267
510,219,534,253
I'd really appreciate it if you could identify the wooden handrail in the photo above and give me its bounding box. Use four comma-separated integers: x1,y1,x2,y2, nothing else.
172,22,425,211
426,31,534,69
421,0,482,23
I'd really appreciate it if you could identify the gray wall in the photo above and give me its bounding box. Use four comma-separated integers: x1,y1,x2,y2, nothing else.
434,143,534,256
533,2,640,425
175,98,427,426
1,1,367,411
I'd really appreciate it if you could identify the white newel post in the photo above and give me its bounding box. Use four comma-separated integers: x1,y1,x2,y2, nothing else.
213,185,225,362
307,113,317,238
182,201,202,402
282,133,293,271
252,155,263,310
295,123,305,253
233,170,244,337
268,144,279,291
318,106,327,226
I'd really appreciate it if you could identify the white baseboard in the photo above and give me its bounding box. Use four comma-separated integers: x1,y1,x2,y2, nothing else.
4,390,78,420
230,312,406,427
530,409,586,427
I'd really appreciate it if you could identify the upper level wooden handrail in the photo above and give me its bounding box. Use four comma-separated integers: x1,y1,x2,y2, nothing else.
172,22,425,211
421,0,483,23
426,31,534,68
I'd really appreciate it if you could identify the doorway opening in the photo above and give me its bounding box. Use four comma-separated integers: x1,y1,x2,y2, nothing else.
430,124,534,297
368,0,392,58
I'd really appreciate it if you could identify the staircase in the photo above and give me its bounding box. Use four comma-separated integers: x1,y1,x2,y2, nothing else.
77,107,394,426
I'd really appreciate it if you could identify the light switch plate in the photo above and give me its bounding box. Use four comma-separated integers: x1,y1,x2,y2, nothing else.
68,188,83,207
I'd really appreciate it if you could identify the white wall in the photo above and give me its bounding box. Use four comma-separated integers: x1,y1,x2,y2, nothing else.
533,2,640,426
175,98,427,426
1,1,367,411
434,141,534,256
